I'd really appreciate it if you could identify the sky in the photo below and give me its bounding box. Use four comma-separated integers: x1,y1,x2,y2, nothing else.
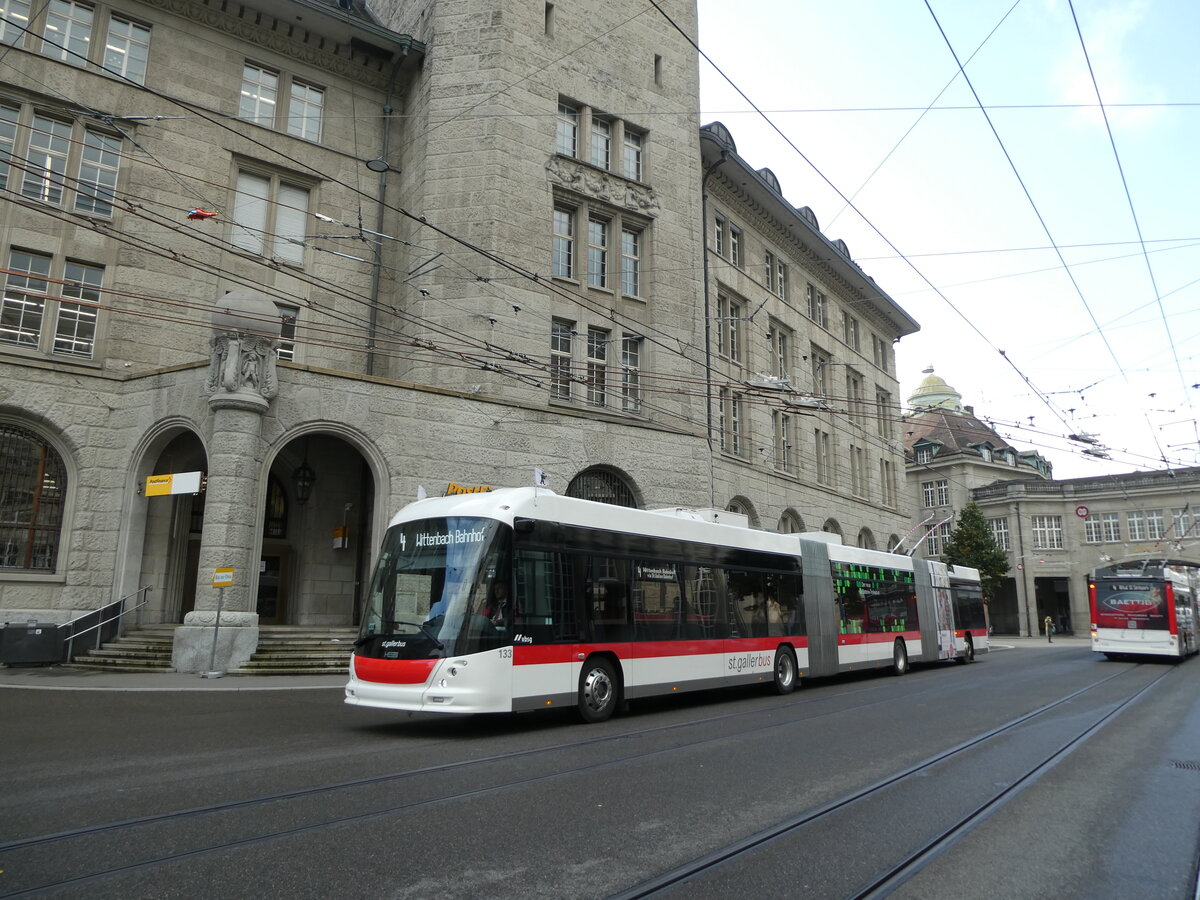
694,0,1200,480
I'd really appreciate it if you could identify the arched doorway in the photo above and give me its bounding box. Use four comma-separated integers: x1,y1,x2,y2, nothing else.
265,433,377,626
566,466,641,508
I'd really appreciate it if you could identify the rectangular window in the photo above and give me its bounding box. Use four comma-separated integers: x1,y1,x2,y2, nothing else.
550,319,573,401
552,206,574,278
807,283,827,329
718,388,744,454
1102,512,1121,542
849,445,867,496
1084,514,1103,544
876,388,894,439
729,225,742,266
1172,507,1193,539
989,517,1010,552
239,63,279,126
1,249,51,348
276,303,299,361
0,0,32,45
52,260,102,357
23,116,71,204
713,212,725,257
586,327,607,407
622,129,642,180
1127,511,1145,541
0,103,17,191
846,369,865,427
589,117,610,169
764,251,775,292
43,0,92,63
915,446,933,464
231,170,309,264
1032,515,1063,550
776,260,787,300
936,479,949,506
814,429,831,485
621,335,641,413
620,228,640,297
811,348,829,396
774,411,793,473
770,321,791,379
844,313,861,351
287,81,324,142
104,15,150,83
75,129,121,216
724,296,741,362
872,334,889,372
926,522,951,557
879,459,895,507
1146,510,1165,539
556,102,577,156
587,217,608,287
922,481,936,508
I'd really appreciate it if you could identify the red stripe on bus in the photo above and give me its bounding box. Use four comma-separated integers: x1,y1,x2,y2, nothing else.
513,636,807,666
836,631,919,646
354,657,437,685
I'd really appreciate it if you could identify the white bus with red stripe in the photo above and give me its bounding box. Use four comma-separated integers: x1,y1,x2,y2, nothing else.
1089,563,1200,660
345,488,984,722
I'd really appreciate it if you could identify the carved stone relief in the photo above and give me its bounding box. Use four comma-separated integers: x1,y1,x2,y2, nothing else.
546,156,660,217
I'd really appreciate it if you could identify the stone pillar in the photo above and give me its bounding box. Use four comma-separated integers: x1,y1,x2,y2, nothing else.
172,290,282,674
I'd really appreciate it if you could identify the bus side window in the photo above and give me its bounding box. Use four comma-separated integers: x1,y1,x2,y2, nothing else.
513,549,574,642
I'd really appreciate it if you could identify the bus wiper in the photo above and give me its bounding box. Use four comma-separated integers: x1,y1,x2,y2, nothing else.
419,623,445,650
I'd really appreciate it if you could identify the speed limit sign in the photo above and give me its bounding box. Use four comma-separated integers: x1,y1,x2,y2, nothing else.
1075,506,1089,518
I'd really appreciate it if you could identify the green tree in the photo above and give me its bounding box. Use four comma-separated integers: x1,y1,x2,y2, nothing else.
943,502,1010,604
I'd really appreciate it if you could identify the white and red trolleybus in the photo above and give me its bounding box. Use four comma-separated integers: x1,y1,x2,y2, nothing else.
1089,563,1200,660
345,488,986,722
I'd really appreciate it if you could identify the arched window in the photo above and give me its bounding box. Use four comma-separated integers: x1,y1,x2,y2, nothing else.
566,467,639,508
856,528,876,550
778,510,805,534
726,496,760,528
822,518,842,539
0,424,67,571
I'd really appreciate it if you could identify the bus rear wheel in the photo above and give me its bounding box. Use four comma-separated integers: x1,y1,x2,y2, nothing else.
773,646,798,695
957,636,975,664
578,657,619,723
892,639,909,676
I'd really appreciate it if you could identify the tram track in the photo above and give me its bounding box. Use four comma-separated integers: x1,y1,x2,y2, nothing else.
609,662,1175,899
0,663,1156,897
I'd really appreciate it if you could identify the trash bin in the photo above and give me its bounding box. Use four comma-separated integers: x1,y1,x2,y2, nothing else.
0,622,66,665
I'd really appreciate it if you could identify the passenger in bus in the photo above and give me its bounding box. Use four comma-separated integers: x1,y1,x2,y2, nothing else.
482,581,509,626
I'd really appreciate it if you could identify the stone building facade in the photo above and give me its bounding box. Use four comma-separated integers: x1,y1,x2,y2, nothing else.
1,0,917,671
903,371,1200,636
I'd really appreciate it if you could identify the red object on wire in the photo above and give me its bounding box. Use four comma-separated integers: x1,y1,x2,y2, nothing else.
187,208,218,220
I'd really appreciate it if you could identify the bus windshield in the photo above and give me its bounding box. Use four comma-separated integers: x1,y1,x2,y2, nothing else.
1092,580,1169,631
358,517,511,657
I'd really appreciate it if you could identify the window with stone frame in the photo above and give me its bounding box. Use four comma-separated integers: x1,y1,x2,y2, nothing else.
551,197,648,295
814,428,832,485
550,318,574,401
0,423,67,571
554,97,647,182
989,516,1010,551
3,102,123,217
239,62,325,142
773,411,794,473
1031,515,1063,550
620,335,642,413
230,167,311,265
1,248,104,360
586,326,608,407
806,282,827,329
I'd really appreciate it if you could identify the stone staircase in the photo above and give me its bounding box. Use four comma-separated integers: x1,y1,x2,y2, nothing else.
67,625,356,675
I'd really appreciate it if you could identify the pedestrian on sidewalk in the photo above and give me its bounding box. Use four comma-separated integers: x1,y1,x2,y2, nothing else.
1044,615,1054,643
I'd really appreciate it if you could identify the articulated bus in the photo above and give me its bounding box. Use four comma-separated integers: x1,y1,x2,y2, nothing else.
1089,563,1200,660
345,488,987,722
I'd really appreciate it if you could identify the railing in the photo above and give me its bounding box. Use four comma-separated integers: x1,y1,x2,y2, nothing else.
61,586,154,662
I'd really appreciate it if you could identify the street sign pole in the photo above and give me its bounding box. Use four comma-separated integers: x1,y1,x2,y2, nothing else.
201,568,234,679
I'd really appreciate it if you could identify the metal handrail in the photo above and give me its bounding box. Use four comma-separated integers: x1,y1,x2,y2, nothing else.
61,586,153,660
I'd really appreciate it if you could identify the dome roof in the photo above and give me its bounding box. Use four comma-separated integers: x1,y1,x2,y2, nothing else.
908,366,963,412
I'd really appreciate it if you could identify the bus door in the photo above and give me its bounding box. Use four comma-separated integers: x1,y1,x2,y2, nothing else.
798,539,839,677
916,560,957,661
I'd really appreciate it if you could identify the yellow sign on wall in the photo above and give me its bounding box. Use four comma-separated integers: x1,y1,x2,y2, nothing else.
144,471,203,497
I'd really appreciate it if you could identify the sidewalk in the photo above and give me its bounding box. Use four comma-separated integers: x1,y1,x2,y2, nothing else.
0,664,347,692
1,636,1090,691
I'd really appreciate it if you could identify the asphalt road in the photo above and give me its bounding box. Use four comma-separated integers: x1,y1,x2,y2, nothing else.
2,639,1198,899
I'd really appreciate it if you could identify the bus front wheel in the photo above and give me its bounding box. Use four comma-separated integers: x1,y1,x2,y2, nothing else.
578,657,619,723
773,646,798,695
892,639,909,676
